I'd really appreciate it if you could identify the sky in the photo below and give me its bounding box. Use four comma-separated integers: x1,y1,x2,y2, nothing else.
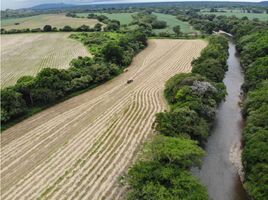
1,0,263,10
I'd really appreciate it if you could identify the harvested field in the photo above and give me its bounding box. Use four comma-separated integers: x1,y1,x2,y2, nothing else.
1,39,207,200
1,14,101,30
1,33,90,87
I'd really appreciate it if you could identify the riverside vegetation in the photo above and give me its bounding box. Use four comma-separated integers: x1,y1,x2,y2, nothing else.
179,11,268,200
126,35,229,200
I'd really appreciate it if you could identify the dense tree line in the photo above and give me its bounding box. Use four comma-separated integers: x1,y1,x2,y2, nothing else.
174,11,268,199
186,12,268,199
192,36,229,82
126,36,228,200
176,10,268,39
237,30,268,200
1,23,103,34
1,30,147,127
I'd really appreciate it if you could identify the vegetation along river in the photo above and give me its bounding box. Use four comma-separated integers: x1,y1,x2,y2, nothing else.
193,41,249,200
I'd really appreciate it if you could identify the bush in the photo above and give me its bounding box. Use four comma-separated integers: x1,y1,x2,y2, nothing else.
191,36,228,83
155,107,209,143
149,135,205,168
151,20,167,29
128,161,208,200
43,25,52,32
1,88,27,122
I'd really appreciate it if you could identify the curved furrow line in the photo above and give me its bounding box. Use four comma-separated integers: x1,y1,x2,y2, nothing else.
63,87,150,200
3,55,165,198
75,86,157,200
2,94,133,200
1,40,207,200
98,87,161,200
40,94,140,200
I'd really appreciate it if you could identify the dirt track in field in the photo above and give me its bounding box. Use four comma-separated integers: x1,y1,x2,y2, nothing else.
1,39,207,200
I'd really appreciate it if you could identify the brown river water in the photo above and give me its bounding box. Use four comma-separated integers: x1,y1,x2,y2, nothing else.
193,41,249,200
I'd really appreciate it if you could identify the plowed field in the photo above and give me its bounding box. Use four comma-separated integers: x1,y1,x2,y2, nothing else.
1,33,90,87
1,39,207,200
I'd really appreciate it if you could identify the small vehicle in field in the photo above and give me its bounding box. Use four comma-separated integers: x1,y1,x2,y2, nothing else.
127,79,133,84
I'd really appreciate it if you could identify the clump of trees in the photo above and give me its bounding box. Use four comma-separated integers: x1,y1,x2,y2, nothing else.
126,35,228,200
131,12,167,31
191,36,229,82
127,136,208,200
87,13,121,31
1,31,147,126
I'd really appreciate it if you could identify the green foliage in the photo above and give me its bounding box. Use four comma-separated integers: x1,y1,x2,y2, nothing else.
1,88,27,123
238,28,268,200
192,35,229,82
173,25,181,35
238,30,268,67
243,56,268,91
101,42,124,65
93,23,102,32
128,161,208,200
155,107,209,143
151,20,167,29
43,24,52,32
149,135,205,168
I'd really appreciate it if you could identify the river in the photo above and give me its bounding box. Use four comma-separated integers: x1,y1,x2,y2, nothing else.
193,41,249,200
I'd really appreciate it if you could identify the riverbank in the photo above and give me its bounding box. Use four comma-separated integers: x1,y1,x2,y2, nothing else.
193,41,248,200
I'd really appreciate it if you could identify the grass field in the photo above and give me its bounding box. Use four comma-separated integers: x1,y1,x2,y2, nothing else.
76,12,195,33
1,39,206,200
1,14,100,30
77,12,136,25
1,33,90,87
152,12,196,34
200,11,268,21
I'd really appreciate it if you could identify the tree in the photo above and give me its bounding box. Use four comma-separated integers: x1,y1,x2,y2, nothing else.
101,42,124,65
173,25,181,36
77,24,90,32
151,20,167,29
154,107,209,143
1,88,27,122
62,25,73,32
127,161,208,200
43,25,52,32
149,135,205,167
15,76,35,105
94,23,102,32
34,68,72,102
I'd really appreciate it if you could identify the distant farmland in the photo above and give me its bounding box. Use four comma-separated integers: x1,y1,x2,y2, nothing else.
152,13,196,33
1,33,90,87
77,12,136,25
76,12,196,33
1,14,101,30
200,11,268,21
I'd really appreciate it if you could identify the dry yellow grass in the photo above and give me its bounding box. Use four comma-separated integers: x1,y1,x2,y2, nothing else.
1,14,100,30
1,39,207,200
1,33,90,87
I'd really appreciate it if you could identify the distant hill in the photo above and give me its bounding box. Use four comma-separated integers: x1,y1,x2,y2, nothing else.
31,3,75,10
258,1,268,6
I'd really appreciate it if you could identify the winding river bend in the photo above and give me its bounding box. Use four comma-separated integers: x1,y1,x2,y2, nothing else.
193,41,248,200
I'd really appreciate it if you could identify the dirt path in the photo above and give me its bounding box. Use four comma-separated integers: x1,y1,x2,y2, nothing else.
1,39,207,200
